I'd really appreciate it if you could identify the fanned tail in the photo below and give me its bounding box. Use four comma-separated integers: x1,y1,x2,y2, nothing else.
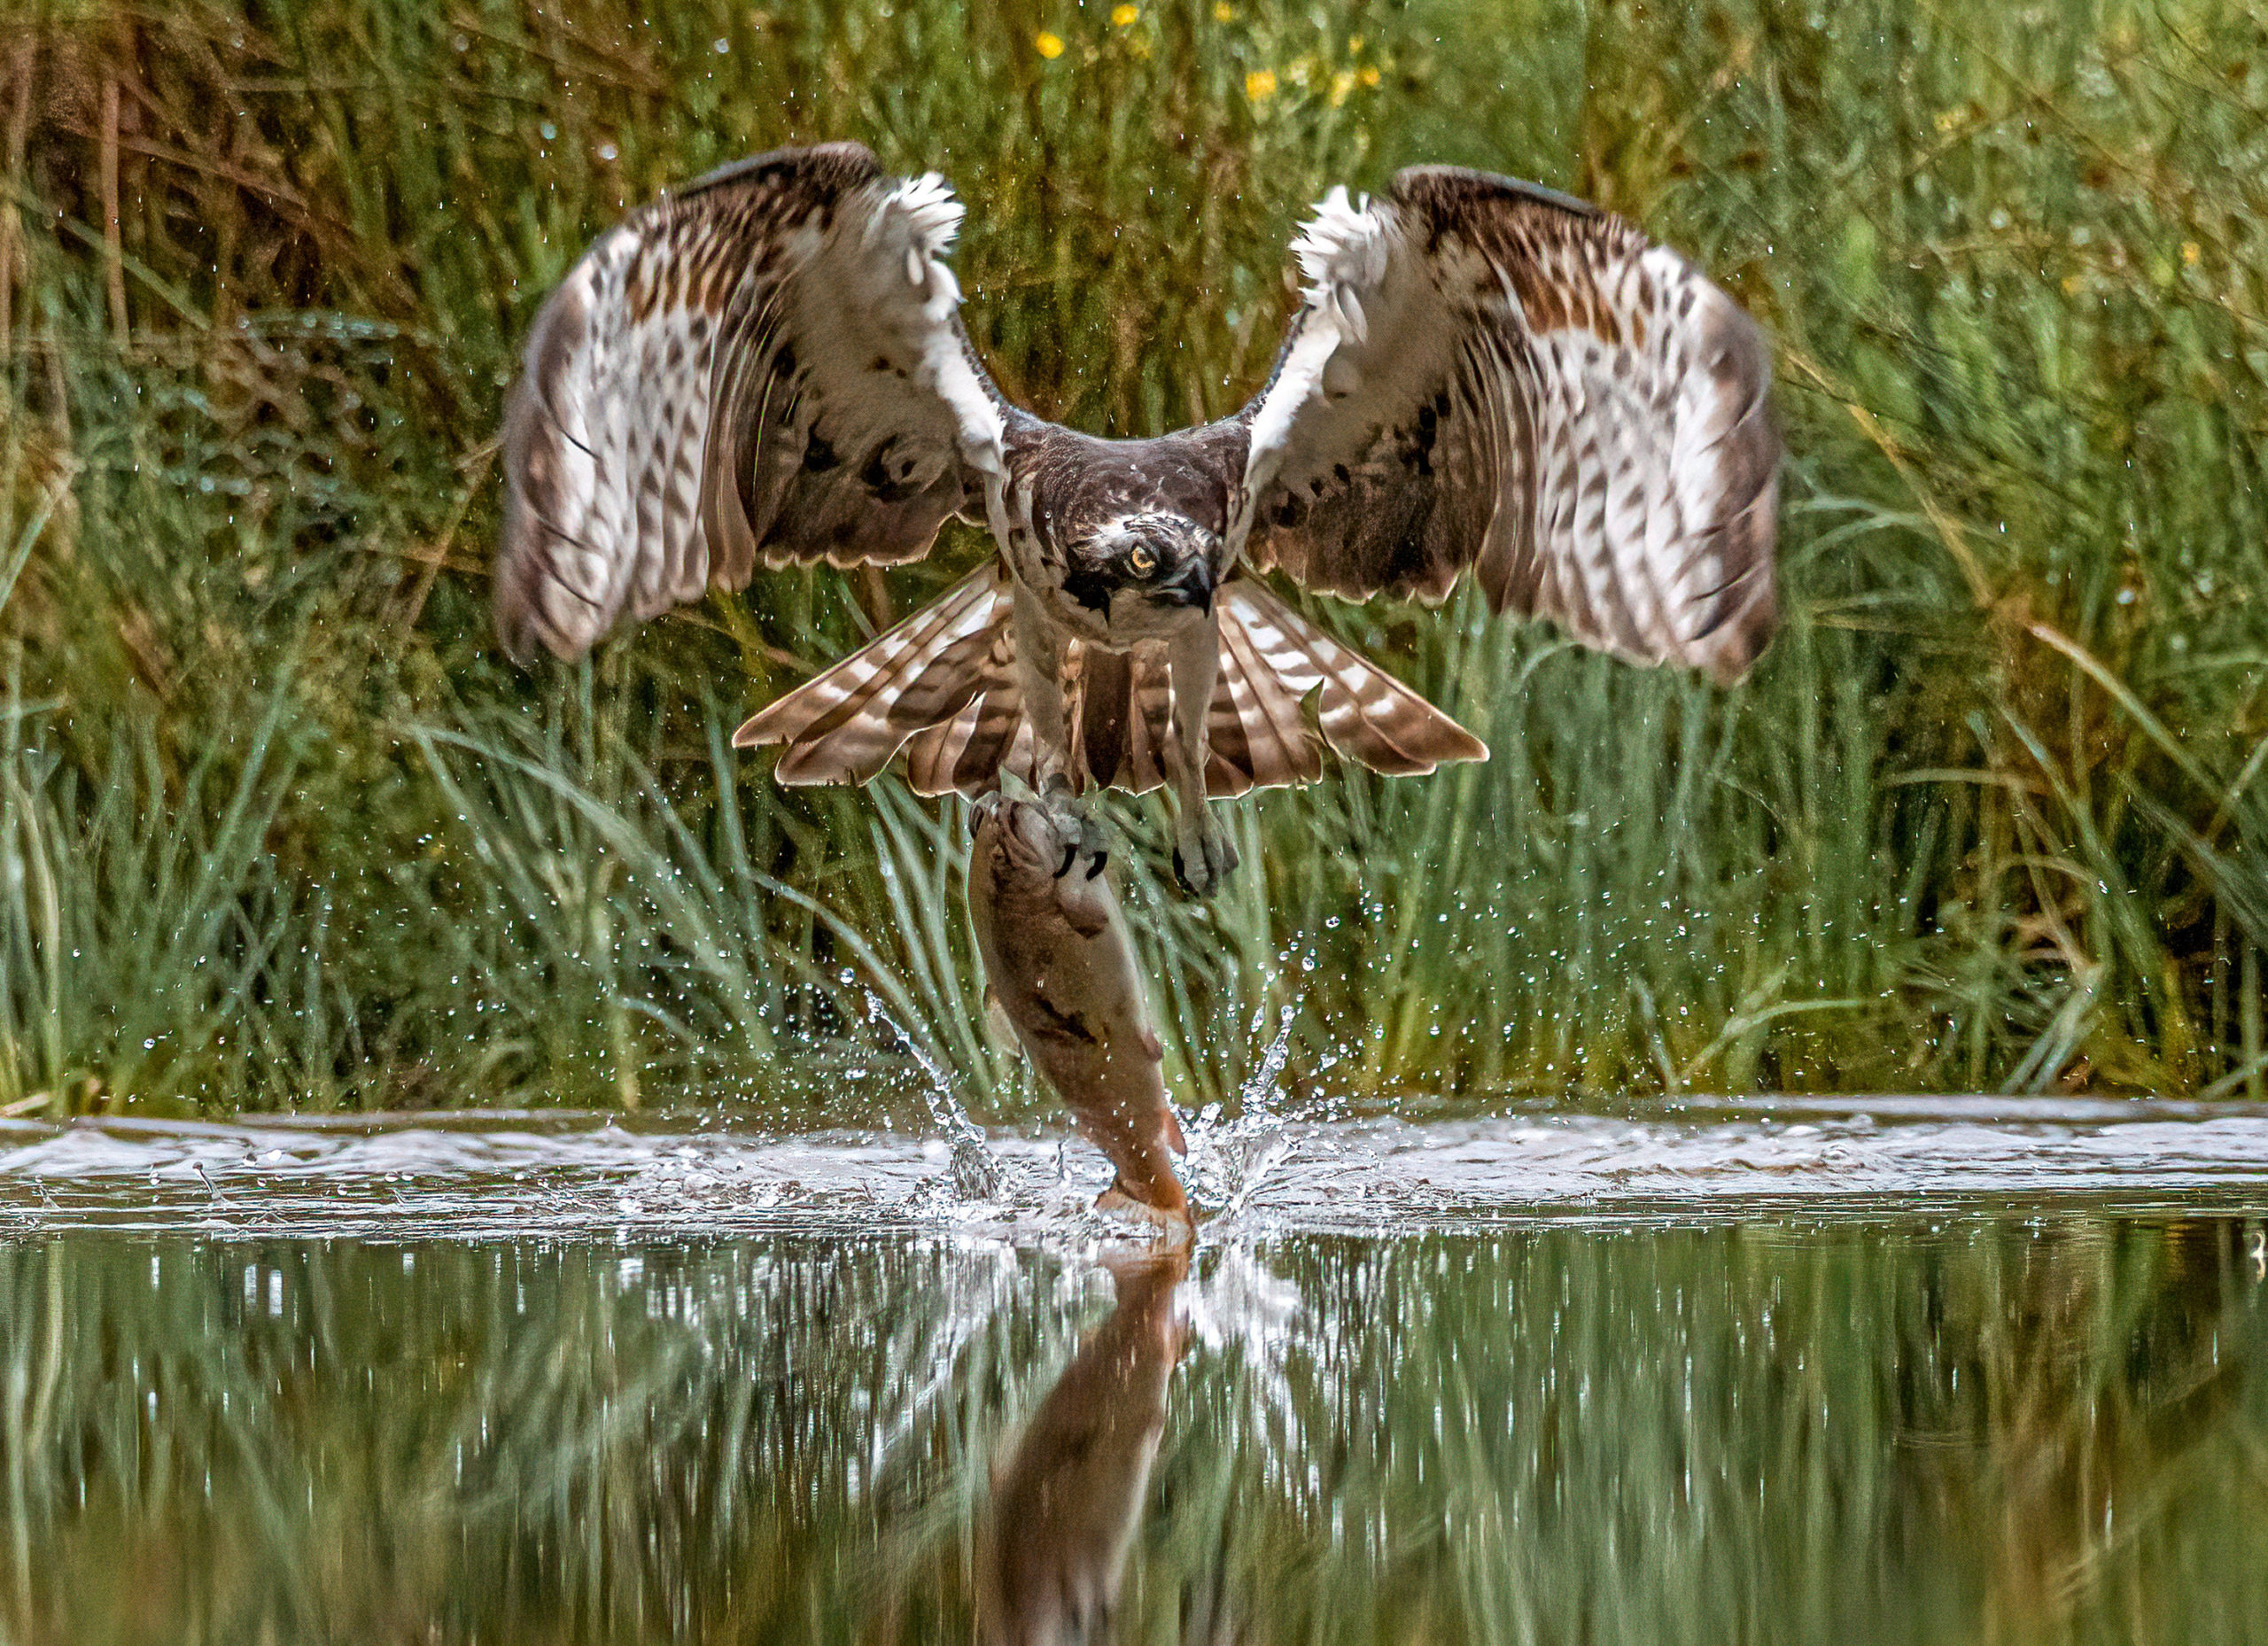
736,565,1487,796
731,564,1014,784
1211,579,1488,786
901,600,1038,796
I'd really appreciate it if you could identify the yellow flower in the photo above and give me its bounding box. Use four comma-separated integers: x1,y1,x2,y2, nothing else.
1245,67,1277,100
1035,30,1064,58
2182,240,2202,265
1330,68,1355,107
1214,2,1235,19
1359,64,1380,87
1111,4,1138,24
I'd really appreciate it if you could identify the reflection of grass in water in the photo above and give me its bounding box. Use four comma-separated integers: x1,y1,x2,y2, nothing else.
0,0,2264,1111
2,1218,2264,1642
0,1237,1052,1642
1149,1222,2268,1645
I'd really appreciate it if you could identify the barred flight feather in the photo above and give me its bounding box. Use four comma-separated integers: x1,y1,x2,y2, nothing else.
1239,165,1778,686
1216,581,1487,777
737,571,1482,799
732,565,1012,785
495,142,1006,663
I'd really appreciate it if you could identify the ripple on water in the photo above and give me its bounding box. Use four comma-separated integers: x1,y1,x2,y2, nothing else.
1,1096,2264,1239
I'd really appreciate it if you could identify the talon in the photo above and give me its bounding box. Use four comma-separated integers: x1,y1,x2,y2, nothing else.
1085,850,1108,880
1210,831,1240,881
1171,816,1237,899
1055,842,1078,879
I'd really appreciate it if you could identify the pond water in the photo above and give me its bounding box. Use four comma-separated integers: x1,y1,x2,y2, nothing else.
2,1100,2265,1643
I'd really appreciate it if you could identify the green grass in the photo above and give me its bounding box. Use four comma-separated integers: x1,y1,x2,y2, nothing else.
0,0,2264,1115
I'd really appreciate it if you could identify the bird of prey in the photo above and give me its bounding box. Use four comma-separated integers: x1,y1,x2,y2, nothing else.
495,141,1778,895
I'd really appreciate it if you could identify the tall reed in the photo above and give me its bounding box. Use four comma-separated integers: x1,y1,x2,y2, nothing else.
0,0,2260,1114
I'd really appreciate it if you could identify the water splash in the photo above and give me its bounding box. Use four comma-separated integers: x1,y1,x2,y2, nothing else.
1182,1004,1297,1219
863,989,1002,1200
1243,1002,1300,1103
5,1099,2268,1238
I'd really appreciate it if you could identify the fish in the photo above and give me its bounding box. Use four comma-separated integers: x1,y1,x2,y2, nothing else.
980,1249,1190,1645
966,779,1192,1232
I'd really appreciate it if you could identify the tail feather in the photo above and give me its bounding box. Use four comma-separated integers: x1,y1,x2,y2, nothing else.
736,562,1487,796
1072,648,1134,791
1122,656,1174,794
901,613,1034,795
1216,580,1488,780
732,564,1010,784
1209,598,1326,795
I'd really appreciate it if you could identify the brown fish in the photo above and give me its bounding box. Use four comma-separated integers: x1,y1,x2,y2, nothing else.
967,781,1192,1231
980,1249,1191,1646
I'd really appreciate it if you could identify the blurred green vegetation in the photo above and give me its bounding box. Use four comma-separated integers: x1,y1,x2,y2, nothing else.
2,1216,2263,1642
0,0,2264,1114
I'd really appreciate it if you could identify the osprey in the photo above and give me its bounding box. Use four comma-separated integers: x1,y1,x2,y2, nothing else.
496,143,1778,895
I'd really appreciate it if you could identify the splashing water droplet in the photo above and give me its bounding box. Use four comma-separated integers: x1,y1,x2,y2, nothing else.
863,990,1002,1199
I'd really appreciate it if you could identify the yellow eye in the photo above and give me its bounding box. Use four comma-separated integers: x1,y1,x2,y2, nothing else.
1127,545,1156,576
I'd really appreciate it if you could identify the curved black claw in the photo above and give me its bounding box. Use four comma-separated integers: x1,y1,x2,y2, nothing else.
1076,809,1110,863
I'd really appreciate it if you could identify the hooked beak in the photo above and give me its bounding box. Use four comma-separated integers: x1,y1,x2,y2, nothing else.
1155,558,1215,615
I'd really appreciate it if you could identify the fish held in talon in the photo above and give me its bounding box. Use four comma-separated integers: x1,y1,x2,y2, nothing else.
966,780,1192,1232
979,1248,1190,1646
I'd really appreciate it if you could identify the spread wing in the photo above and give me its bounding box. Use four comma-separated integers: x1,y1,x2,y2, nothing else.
1237,166,1779,684
495,141,1010,662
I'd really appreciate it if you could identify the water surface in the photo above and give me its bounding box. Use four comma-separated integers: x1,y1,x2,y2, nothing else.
2,1103,2264,1643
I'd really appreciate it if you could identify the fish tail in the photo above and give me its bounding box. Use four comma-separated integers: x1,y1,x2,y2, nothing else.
1096,1176,1193,1238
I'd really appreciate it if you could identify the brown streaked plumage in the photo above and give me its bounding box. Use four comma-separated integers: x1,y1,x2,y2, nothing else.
734,563,1486,797
495,144,1780,894
1237,167,1778,685
495,142,1006,664
966,783,1192,1232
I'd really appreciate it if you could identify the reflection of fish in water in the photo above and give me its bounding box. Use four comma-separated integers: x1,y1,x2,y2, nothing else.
967,781,1191,1231
980,1250,1190,1646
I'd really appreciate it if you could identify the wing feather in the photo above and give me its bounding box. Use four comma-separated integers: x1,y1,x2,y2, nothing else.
1236,166,1778,684
496,143,1010,662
